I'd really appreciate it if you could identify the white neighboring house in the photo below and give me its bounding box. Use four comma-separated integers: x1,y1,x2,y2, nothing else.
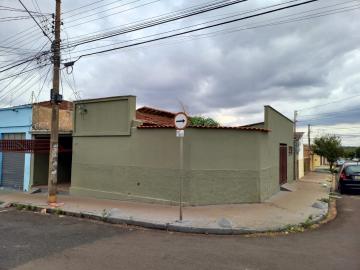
295,132,305,179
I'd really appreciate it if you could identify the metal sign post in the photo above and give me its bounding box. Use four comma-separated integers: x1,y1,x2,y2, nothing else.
174,113,188,221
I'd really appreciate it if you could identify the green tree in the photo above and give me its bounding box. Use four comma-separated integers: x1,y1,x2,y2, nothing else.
343,149,355,159
312,135,344,171
356,147,360,159
190,116,220,127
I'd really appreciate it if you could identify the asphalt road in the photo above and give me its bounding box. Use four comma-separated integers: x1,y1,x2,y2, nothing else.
0,195,359,270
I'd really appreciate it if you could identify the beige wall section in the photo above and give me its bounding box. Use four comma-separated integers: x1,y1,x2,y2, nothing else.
32,105,73,132
312,154,321,169
71,128,263,205
260,106,294,201
298,158,305,179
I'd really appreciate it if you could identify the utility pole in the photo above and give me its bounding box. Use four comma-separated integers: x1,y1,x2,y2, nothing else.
308,124,311,150
308,124,311,171
48,0,62,204
30,91,35,103
293,110,298,180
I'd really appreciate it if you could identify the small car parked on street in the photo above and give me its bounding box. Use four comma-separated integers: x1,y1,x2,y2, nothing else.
337,162,360,194
335,159,346,167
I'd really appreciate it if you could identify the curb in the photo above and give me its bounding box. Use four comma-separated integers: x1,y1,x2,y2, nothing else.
6,199,337,235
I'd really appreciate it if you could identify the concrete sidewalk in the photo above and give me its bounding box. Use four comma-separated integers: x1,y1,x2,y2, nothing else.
0,172,333,234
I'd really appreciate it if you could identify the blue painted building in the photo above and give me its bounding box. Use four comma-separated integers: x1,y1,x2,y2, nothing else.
0,101,73,192
0,105,32,191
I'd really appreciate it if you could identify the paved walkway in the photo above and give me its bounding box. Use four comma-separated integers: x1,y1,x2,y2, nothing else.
0,172,333,234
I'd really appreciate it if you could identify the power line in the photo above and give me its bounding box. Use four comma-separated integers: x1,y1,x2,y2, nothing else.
65,0,162,28
61,69,81,100
63,0,129,21
62,0,107,15
0,5,50,15
298,111,360,122
0,65,44,102
0,37,50,73
299,107,360,118
0,61,34,95
0,44,41,52
31,0,51,28
311,126,360,130
64,1,254,41
0,42,50,95
63,0,250,47
18,0,53,42
36,65,52,100
0,15,44,22
69,0,321,61
1,65,49,104
0,32,46,55
0,50,50,73
0,63,51,82
0,27,39,48
62,1,360,58
297,93,360,112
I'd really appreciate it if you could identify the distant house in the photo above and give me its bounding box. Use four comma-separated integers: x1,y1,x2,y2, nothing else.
70,95,294,205
303,144,328,173
0,101,73,191
294,132,305,179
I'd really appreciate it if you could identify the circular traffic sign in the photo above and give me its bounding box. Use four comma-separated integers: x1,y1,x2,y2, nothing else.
174,112,188,130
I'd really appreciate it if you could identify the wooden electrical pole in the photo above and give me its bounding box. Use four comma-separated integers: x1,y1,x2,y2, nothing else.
293,110,297,180
308,124,311,171
308,124,311,150
48,0,62,203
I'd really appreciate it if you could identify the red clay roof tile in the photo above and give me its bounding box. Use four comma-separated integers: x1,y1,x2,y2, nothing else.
136,107,270,132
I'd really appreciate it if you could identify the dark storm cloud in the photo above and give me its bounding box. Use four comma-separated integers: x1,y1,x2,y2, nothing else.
1,0,360,145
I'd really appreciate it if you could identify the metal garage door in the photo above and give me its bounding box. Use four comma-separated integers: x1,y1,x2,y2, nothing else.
1,133,25,190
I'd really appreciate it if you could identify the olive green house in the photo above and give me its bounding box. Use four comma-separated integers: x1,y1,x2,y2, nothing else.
70,96,294,205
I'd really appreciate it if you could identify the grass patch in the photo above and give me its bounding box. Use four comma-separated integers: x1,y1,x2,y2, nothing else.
15,204,25,211
101,209,110,221
300,215,313,229
54,208,65,216
283,215,315,233
319,197,330,203
12,203,38,212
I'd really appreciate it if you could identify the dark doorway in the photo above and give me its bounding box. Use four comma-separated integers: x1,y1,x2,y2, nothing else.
279,144,287,185
32,135,72,188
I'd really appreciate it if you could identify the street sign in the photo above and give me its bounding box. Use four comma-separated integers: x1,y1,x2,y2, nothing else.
176,130,184,137
174,112,188,222
174,112,188,130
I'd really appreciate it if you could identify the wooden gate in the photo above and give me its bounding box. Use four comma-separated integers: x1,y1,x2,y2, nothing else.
279,144,287,185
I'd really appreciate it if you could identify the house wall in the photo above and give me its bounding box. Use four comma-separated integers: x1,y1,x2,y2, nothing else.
298,138,304,179
71,127,263,205
259,106,294,201
70,96,265,205
70,97,294,205
0,105,32,191
312,154,321,168
32,105,73,132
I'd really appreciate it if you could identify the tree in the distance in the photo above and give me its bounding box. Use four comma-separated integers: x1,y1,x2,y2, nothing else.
355,147,360,159
312,135,344,171
190,116,220,127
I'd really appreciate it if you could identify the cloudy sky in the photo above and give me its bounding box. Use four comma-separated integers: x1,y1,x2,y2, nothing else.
1,0,360,145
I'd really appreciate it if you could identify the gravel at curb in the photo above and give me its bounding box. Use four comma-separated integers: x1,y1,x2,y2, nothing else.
5,199,337,235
